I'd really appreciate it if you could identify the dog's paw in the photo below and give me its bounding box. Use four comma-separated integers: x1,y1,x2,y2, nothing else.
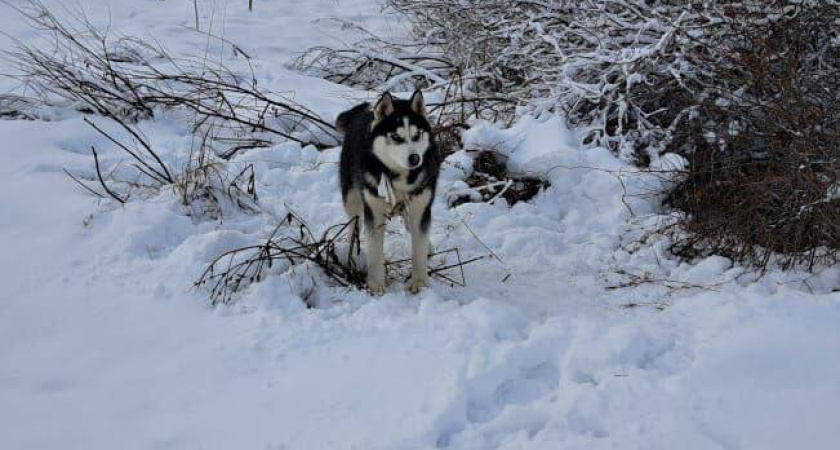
406,275,428,294
367,279,386,295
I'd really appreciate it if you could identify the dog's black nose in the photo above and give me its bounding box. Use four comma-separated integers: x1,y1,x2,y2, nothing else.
408,154,421,167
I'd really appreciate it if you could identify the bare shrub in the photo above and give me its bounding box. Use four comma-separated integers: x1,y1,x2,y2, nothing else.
290,19,455,92
5,1,335,220
196,212,485,305
7,0,340,157
0,94,41,120
291,25,517,129
81,113,259,219
665,4,840,269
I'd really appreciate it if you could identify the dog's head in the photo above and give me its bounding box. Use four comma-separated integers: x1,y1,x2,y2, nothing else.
370,90,433,172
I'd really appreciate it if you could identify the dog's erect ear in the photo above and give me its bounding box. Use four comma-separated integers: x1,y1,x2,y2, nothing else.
410,89,426,117
373,92,395,124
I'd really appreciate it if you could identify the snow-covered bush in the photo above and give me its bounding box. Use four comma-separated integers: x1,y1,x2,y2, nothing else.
384,0,839,269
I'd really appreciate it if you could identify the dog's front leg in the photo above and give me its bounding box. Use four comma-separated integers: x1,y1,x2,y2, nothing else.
363,195,386,294
406,192,432,294
407,227,430,294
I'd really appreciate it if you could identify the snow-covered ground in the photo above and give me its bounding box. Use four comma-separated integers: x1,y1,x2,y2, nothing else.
1,1,839,449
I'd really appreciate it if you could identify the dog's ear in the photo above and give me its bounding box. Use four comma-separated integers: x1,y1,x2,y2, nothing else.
373,92,395,124
410,89,426,117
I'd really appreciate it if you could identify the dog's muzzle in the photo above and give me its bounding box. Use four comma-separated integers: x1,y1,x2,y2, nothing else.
408,153,421,168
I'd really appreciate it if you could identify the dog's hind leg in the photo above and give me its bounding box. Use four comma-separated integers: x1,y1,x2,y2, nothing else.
362,194,387,294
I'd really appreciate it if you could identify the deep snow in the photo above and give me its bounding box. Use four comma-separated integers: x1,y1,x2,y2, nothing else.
1,1,839,449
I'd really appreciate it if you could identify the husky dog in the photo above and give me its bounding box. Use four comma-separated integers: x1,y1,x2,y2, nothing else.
336,90,440,294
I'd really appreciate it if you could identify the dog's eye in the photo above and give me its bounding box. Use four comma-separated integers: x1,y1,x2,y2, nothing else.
412,132,422,142
390,134,405,144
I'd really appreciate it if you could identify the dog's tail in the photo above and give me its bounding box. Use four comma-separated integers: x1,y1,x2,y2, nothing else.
335,103,371,134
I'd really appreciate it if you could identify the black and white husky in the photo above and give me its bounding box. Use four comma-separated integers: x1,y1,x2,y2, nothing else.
336,91,440,294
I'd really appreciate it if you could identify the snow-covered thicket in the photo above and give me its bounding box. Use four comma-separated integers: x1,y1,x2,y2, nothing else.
386,1,837,153
380,0,840,270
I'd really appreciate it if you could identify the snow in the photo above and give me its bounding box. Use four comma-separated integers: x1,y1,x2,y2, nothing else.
1,1,839,449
